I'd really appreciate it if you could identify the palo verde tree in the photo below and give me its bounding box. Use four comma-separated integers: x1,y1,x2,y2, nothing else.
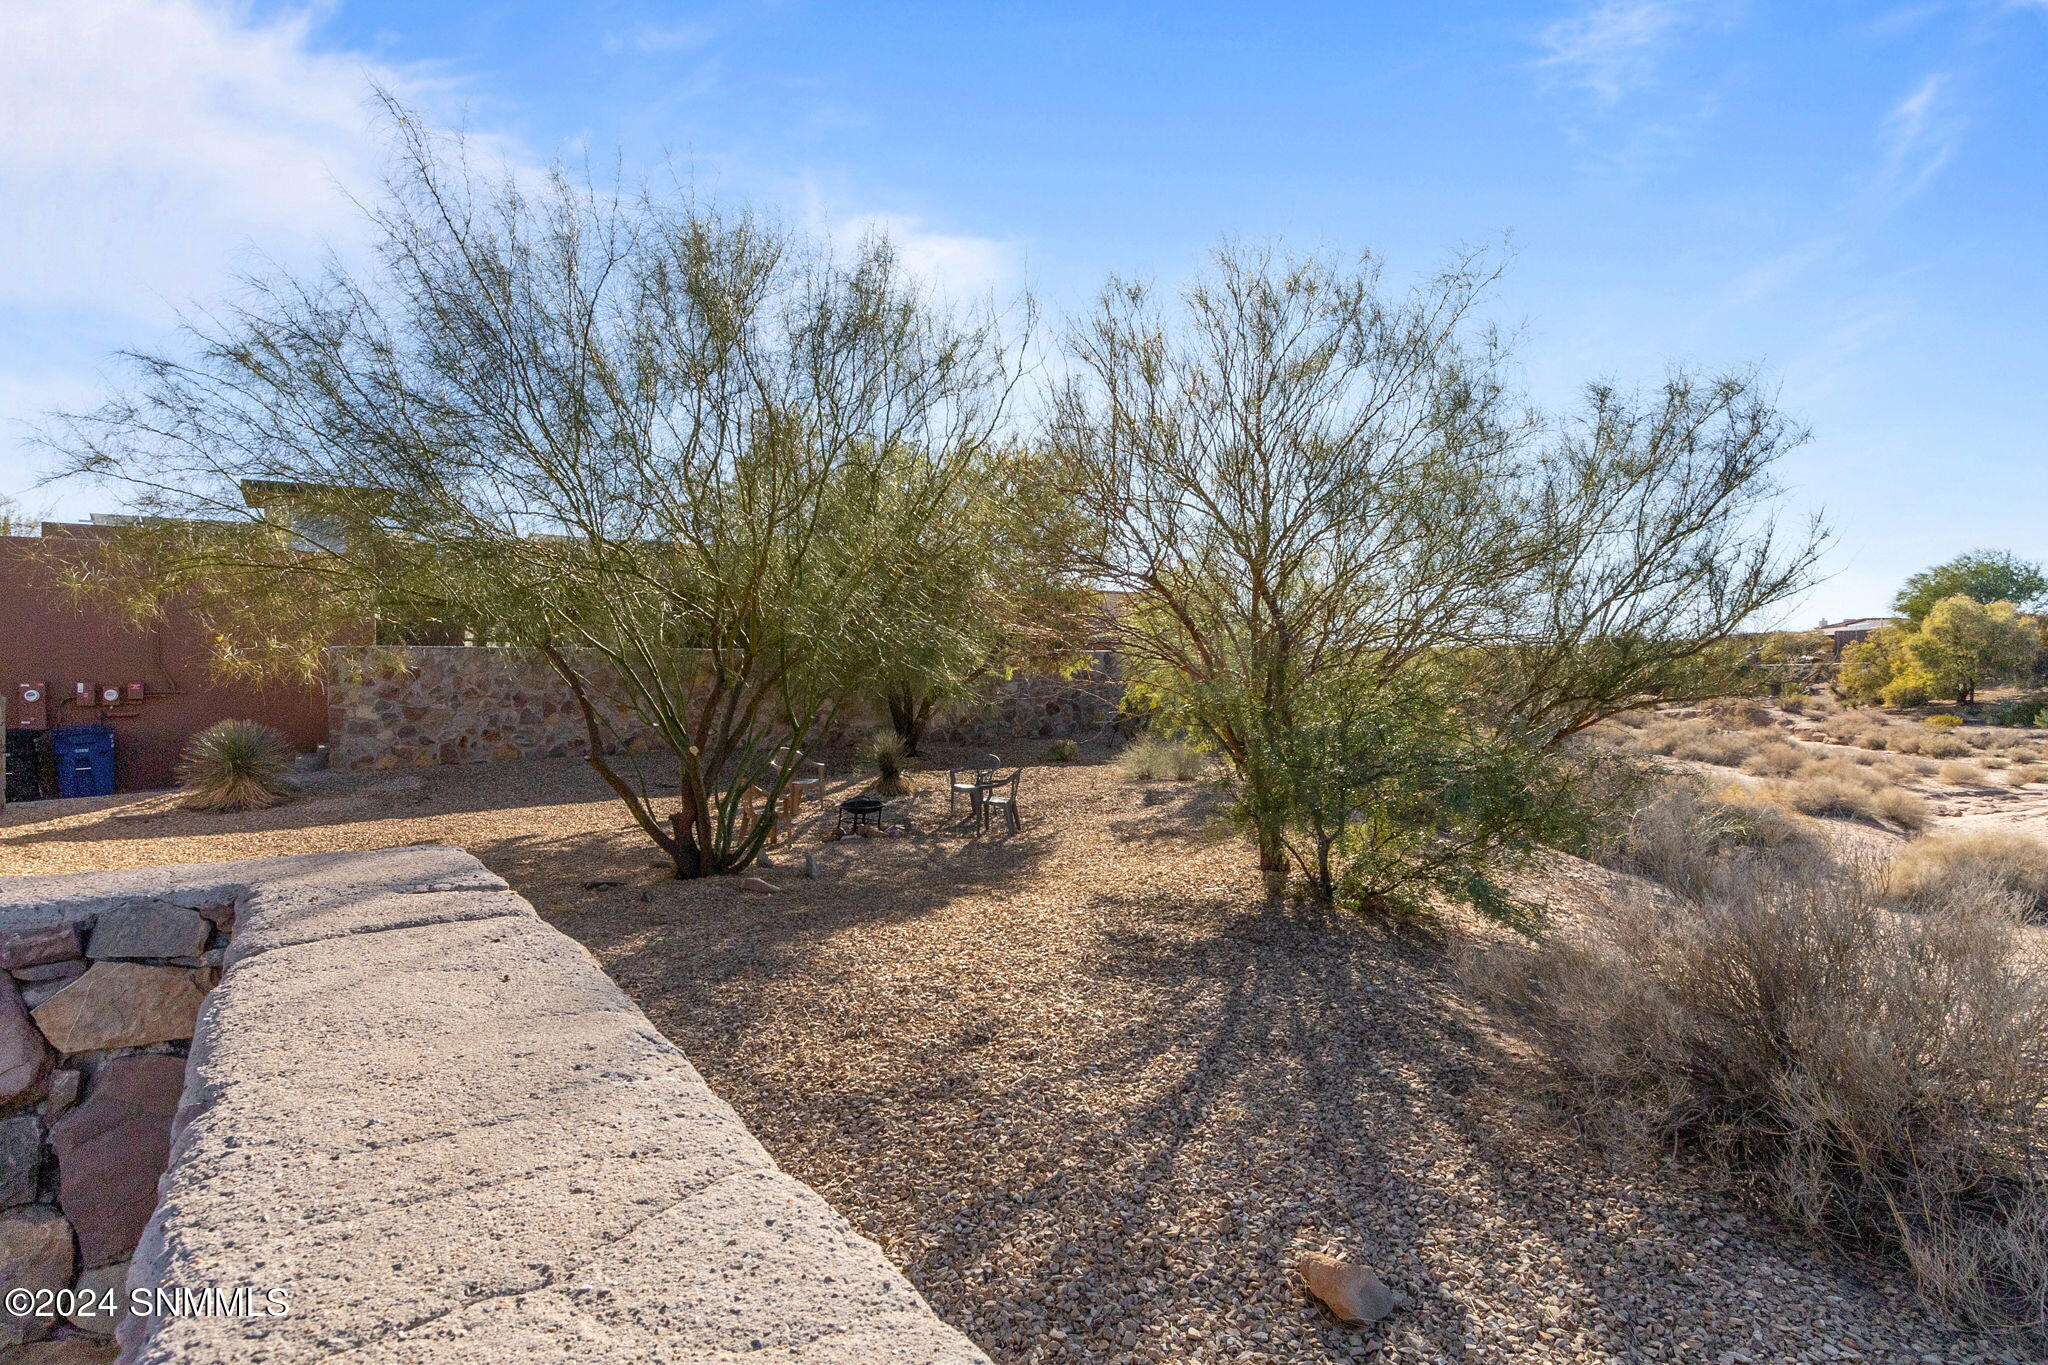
1051,243,1820,912
871,442,1098,755
45,108,1022,879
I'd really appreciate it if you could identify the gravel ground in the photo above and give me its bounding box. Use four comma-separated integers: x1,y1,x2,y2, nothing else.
2,747,2032,1363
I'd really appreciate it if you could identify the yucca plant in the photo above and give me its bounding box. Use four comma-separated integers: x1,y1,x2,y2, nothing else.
868,730,910,798
177,719,296,812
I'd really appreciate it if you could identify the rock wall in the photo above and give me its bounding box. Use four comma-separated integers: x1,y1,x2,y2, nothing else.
324,647,663,772
0,869,238,1358
0,850,989,1364
323,646,1126,771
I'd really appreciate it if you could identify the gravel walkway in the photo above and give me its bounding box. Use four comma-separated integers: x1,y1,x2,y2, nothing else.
3,749,2032,1363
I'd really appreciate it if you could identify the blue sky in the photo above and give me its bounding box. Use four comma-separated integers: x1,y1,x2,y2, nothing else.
4,1,2045,621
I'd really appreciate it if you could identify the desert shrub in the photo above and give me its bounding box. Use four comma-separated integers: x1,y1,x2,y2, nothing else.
1777,775,1878,821
1669,726,1758,767
1995,697,2046,728
867,730,910,797
1701,696,1776,730
1047,738,1079,763
1740,740,1807,777
1880,668,1936,708
1595,778,1805,899
1922,714,1965,730
1937,761,1987,786
1467,865,2048,1327
1887,730,1923,754
1982,755,2011,770
2009,764,2048,786
1868,787,1931,831
1920,735,1971,759
1883,830,2048,917
177,719,295,812
1115,733,1206,782
1852,729,1889,750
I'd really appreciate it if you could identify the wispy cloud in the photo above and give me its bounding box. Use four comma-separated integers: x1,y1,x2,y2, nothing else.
602,22,716,55
827,211,1023,302
1877,72,1961,198
1536,1,1694,101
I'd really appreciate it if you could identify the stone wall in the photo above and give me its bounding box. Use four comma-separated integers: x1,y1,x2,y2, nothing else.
324,647,662,772
0,849,989,1363
323,646,1126,772
0,867,239,1358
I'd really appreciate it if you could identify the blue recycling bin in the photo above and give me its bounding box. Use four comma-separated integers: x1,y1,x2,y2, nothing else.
50,725,115,798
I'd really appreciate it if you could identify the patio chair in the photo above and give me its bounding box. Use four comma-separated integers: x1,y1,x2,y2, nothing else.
772,745,827,804
739,783,802,846
949,753,1003,819
977,767,1022,835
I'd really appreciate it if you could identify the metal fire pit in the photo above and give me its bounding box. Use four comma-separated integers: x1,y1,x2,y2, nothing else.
831,795,889,839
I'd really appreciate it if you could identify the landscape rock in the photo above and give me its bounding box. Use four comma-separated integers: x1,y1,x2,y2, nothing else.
21,970,88,1009
0,1205,75,1345
1298,1251,1397,1325
51,1055,186,1267
83,907,209,962
66,1259,130,1333
0,983,50,1104
194,902,236,933
737,876,782,893
11,960,88,984
29,965,205,1054
0,925,82,973
0,1114,43,1206
40,1069,81,1117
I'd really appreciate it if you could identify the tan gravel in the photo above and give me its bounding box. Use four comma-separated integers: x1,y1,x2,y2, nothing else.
2,746,2032,1363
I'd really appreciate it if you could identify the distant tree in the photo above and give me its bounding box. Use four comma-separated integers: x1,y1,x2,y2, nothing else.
1903,596,2040,704
1893,550,2046,625
1837,629,1910,705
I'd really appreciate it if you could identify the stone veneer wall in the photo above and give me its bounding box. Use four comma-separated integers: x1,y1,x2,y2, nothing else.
0,849,988,1364
0,872,231,1359
324,646,1126,772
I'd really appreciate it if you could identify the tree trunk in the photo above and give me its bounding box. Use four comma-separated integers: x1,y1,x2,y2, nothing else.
884,688,935,756
1256,822,1289,901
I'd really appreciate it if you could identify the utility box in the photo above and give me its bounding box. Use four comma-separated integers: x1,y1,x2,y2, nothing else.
50,724,116,799
14,682,46,730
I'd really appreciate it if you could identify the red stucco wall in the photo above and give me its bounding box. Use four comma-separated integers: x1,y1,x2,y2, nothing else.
0,530,330,794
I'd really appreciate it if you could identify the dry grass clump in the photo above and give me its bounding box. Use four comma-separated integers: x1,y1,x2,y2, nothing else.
1467,860,2048,1329
1594,778,1806,899
1740,740,1808,777
1114,733,1207,781
1882,830,2048,918
1766,762,1929,831
1700,696,1778,730
176,719,296,813
1937,760,1988,786
1640,719,1758,767
2008,764,2048,786
1868,787,1932,831
1920,735,1973,760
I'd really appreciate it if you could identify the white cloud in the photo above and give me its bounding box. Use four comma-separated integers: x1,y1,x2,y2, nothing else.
1536,1,1692,101
0,1,451,320
826,211,1024,302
